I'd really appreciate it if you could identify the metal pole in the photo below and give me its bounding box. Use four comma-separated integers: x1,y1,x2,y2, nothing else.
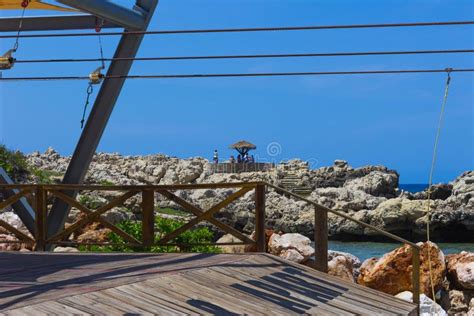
0,15,120,32
0,168,35,234
46,0,159,245
57,0,146,30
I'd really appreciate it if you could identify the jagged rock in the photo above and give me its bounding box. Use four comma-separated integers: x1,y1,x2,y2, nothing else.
53,246,79,253
328,255,355,282
344,171,398,197
358,242,445,297
268,233,315,263
77,228,111,243
103,208,133,225
216,234,246,253
0,234,21,251
413,184,453,200
328,250,362,270
244,229,276,252
440,289,474,315
280,249,305,262
0,212,29,235
446,251,474,290
396,291,447,316
10,148,470,243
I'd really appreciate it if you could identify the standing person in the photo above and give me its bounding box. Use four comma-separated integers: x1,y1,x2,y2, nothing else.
229,155,235,163
213,149,219,164
237,154,242,163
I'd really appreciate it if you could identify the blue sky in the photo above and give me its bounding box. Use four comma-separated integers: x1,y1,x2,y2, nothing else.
0,0,473,183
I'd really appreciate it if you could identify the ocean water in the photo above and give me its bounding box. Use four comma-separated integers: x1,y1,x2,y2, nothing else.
327,241,474,261
399,184,429,193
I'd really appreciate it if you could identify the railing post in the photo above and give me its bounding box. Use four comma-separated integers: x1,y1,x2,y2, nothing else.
314,206,328,273
142,190,155,248
412,246,420,315
34,186,46,251
255,184,266,252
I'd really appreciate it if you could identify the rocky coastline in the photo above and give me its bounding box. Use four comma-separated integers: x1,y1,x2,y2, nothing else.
1,148,473,314
18,148,474,243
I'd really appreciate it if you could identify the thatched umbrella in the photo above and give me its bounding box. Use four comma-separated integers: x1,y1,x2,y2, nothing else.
229,140,256,156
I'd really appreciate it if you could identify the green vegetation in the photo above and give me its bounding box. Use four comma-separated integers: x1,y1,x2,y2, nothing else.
78,195,106,209
0,144,63,183
99,179,115,186
30,168,63,184
156,207,190,217
80,216,220,253
0,144,28,176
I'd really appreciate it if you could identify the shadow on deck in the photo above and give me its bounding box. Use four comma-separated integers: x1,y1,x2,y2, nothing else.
0,252,417,315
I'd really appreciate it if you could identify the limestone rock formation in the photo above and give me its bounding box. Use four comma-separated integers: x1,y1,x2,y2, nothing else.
216,234,246,253
396,291,447,316
357,242,445,297
440,289,474,315
327,255,355,282
446,251,474,290
4,148,468,242
53,246,79,253
268,233,315,263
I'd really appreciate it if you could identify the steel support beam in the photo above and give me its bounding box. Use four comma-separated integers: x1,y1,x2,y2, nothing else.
0,15,120,32
0,168,35,235
46,0,159,244
57,0,147,30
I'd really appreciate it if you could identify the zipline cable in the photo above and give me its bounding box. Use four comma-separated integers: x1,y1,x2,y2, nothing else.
0,68,473,81
425,70,452,307
12,0,30,52
0,20,473,39
13,49,474,64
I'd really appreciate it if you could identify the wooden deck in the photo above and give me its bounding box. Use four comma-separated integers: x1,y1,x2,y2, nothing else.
0,252,417,315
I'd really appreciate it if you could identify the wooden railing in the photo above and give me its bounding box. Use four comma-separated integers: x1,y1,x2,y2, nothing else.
0,181,420,311
212,162,275,173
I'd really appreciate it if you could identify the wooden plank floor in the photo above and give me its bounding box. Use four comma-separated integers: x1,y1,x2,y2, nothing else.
0,252,417,315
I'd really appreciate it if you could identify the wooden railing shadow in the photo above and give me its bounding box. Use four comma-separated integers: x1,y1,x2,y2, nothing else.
0,181,421,312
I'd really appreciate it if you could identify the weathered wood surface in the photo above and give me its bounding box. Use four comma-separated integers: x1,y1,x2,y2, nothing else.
0,252,417,315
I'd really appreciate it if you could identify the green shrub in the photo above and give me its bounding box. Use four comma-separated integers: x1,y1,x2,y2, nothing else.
78,195,105,209
0,144,28,177
30,168,63,184
82,216,220,253
99,179,115,186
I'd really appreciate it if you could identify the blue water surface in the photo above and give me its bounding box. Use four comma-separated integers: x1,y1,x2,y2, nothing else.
399,184,429,193
328,241,474,261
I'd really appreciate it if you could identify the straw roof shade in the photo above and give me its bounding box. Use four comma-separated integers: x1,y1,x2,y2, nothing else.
229,140,256,156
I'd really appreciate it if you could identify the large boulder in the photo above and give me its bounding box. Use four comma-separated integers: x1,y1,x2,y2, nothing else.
53,246,79,253
344,171,398,197
0,234,22,251
328,255,355,282
446,252,474,290
216,234,245,253
440,289,474,315
396,291,447,316
357,242,445,297
268,233,315,263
